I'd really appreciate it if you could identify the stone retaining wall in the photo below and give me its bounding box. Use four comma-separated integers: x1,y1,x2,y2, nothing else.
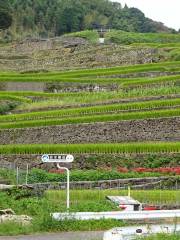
26,176,179,191
0,117,179,145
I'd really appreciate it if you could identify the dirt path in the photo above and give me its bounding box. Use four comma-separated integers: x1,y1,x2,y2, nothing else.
0,231,103,240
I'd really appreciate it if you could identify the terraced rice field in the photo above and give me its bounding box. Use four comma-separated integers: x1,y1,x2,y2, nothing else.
0,39,179,176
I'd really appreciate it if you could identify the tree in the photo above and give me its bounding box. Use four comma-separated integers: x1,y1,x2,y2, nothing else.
0,11,12,30
0,0,12,30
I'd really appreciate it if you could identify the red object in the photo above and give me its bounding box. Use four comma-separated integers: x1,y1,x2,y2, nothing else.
49,169,65,174
143,206,157,211
119,204,127,210
117,167,129,173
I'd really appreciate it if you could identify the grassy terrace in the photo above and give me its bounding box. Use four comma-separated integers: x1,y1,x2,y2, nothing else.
0,108,179,129
0,75,179,90
0,61,180,79
104,30,180,44
0,86,179,112
0,142,179,154
0,98,179,123
0,94,31,103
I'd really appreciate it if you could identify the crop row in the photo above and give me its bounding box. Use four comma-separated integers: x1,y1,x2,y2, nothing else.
0,142,179,154
47,189,180,206
122,75,180,88
0,61,180,79
0,94,31,103
0,108,179,129
0,75,179,91
1,85,179,103
0,98,179,123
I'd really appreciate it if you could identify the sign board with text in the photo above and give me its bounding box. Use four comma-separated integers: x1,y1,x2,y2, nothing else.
41,154,74,163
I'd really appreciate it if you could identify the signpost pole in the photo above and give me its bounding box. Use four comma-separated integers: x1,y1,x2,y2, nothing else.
42,154,74,211
57,164,70,210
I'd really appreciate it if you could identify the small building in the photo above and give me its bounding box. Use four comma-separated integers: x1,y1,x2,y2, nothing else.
106,196,142,211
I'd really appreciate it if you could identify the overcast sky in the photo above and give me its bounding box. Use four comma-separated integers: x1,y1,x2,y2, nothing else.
111,0,180,30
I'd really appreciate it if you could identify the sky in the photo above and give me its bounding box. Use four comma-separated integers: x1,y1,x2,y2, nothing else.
111,0,180,30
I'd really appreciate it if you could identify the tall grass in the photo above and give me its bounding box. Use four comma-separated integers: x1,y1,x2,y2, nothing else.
46,189,180,206
0,142,179,154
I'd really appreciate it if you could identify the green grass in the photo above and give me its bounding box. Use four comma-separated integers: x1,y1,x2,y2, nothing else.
0,142,179,154
65,30,99,43
0,61,180,79
0,98,179,123
139,234,180,240
0,108,178,129
105,30,180,45
131,42,180,48
0,94,31,103
0,190,125,235
46,189,180,206
0,188,179,236
0,74,179,91
122,75,180,88
0,168,163,185
12,86,179,112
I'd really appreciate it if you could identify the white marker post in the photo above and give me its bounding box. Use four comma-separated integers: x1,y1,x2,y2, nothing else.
41,154,74,210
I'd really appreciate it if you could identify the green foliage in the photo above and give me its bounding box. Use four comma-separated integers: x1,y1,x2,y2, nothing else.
26,168,161,183
0,0,12,30
66,30,99,43
0,189,179,235
139,234,180,240
0,101,18,114
0,10,12,30
5,0,175,40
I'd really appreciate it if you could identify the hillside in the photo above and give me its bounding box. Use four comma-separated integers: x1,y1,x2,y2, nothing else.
0,29,180,235
0,0,175,41
0,30,180,72
0,30,179,164
0,31,179,166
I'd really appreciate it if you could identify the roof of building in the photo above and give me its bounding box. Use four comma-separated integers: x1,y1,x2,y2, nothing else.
106,196,142,205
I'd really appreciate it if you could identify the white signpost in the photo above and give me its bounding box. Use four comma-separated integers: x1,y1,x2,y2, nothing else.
42,154,74,210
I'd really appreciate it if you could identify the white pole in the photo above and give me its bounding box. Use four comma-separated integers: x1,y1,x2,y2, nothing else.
25,164,29,185
57,164,70,210
16,167,19,185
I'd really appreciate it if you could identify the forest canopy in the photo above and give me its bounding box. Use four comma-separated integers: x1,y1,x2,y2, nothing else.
0,0,12,30
2,0,176,39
